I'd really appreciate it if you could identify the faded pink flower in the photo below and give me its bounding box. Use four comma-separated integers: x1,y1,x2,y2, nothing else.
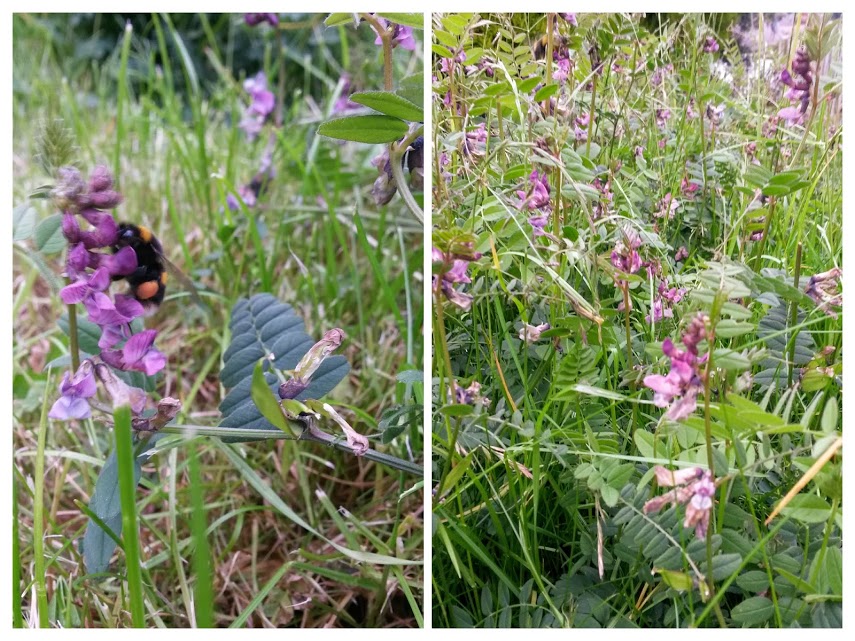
644,466,715,539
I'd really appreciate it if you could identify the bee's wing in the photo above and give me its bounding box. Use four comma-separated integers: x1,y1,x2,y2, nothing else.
160,254,210,312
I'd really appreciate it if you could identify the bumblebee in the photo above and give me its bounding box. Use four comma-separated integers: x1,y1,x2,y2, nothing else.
533,33,569,60
112,223,203,311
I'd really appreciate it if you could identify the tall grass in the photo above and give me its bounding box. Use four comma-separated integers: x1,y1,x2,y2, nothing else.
431,12,841,628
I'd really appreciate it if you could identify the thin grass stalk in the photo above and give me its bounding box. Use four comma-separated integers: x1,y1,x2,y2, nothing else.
187,444,213,628
33,371,52,628
114,405,145,627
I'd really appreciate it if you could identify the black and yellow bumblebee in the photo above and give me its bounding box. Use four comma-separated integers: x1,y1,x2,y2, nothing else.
113,223,204,311
533,33,570,60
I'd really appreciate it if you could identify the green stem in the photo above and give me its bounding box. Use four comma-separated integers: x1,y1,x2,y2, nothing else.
753,196,777,272
434,286,459,498
156,424,423,477
114,405,145,627
34,371,52,628
188,445,213,628
586,74,598,158
787,242,803,387
360,13,393,91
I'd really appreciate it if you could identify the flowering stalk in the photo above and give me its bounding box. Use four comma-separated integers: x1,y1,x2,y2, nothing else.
360,13,393,91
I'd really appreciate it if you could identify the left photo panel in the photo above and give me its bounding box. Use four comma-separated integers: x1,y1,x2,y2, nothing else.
12,13,424,628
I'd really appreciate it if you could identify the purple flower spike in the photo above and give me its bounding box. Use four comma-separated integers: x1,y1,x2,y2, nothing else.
48,361,97,420
101,329,166,376
703,36,719,53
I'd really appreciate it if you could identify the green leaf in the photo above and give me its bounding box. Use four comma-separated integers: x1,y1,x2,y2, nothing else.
318,115,409,144
396,369,423,384
634,430,655,459
397,73,424,111
81,438,165,574
437,403,474,417
433,30,457,49
349,91,423,122
780,493,831,523
324,13,357,27
34,212,65,254
432,43,455,58
219,294,349,441
820,397,839,433
533,84,559,102
712,348,751,370
13,204,36,242
250,362,294,436
715,319,755,338
762,184,792,197
657,569,695,592
378,13,424,29
731,596,774,626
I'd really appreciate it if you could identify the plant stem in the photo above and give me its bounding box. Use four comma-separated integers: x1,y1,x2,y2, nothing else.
114,405,145,627
434,286,460,497
788,242,803,387
360,13,393,91
33,371,52,628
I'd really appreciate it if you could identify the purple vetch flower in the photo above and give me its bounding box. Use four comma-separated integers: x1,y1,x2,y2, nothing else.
643,314,708,421
433,245,482,312
439,151,452,183
644,466,715,539
681,176,700,200
515,170,551,211
703,36,719,53
654,193,679,220
611,227,643,277
558,13,577,26
245,13,278,27
100,329,167,376
455,380,489,405
686,98,698,120
655,108,671,129
675,246,689,262
805,267,843,317
51,164,175,430
647,281,687,323
371,17,417,51
239,72,276,140
528,214,550,238
574,124,588,142
48,360,97,420
93,362,148,414
779,45,813,119
706,104,724,126
777,106,803,126
519,322,550,344
591,177,613,221
553,57,572,83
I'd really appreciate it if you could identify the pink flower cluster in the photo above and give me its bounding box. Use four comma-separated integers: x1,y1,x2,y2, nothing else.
644,466,716,539
643,314,707,421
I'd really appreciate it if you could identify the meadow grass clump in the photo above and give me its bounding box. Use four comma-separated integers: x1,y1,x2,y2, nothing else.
13,12,423,628
431,12,841,628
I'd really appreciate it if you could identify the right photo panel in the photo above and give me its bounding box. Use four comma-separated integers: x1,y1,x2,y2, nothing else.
431,13,842,628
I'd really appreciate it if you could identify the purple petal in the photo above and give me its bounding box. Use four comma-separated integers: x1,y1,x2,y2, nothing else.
101,246,138,277
60,279,91,305
49,395,92,420
122,329,158,363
